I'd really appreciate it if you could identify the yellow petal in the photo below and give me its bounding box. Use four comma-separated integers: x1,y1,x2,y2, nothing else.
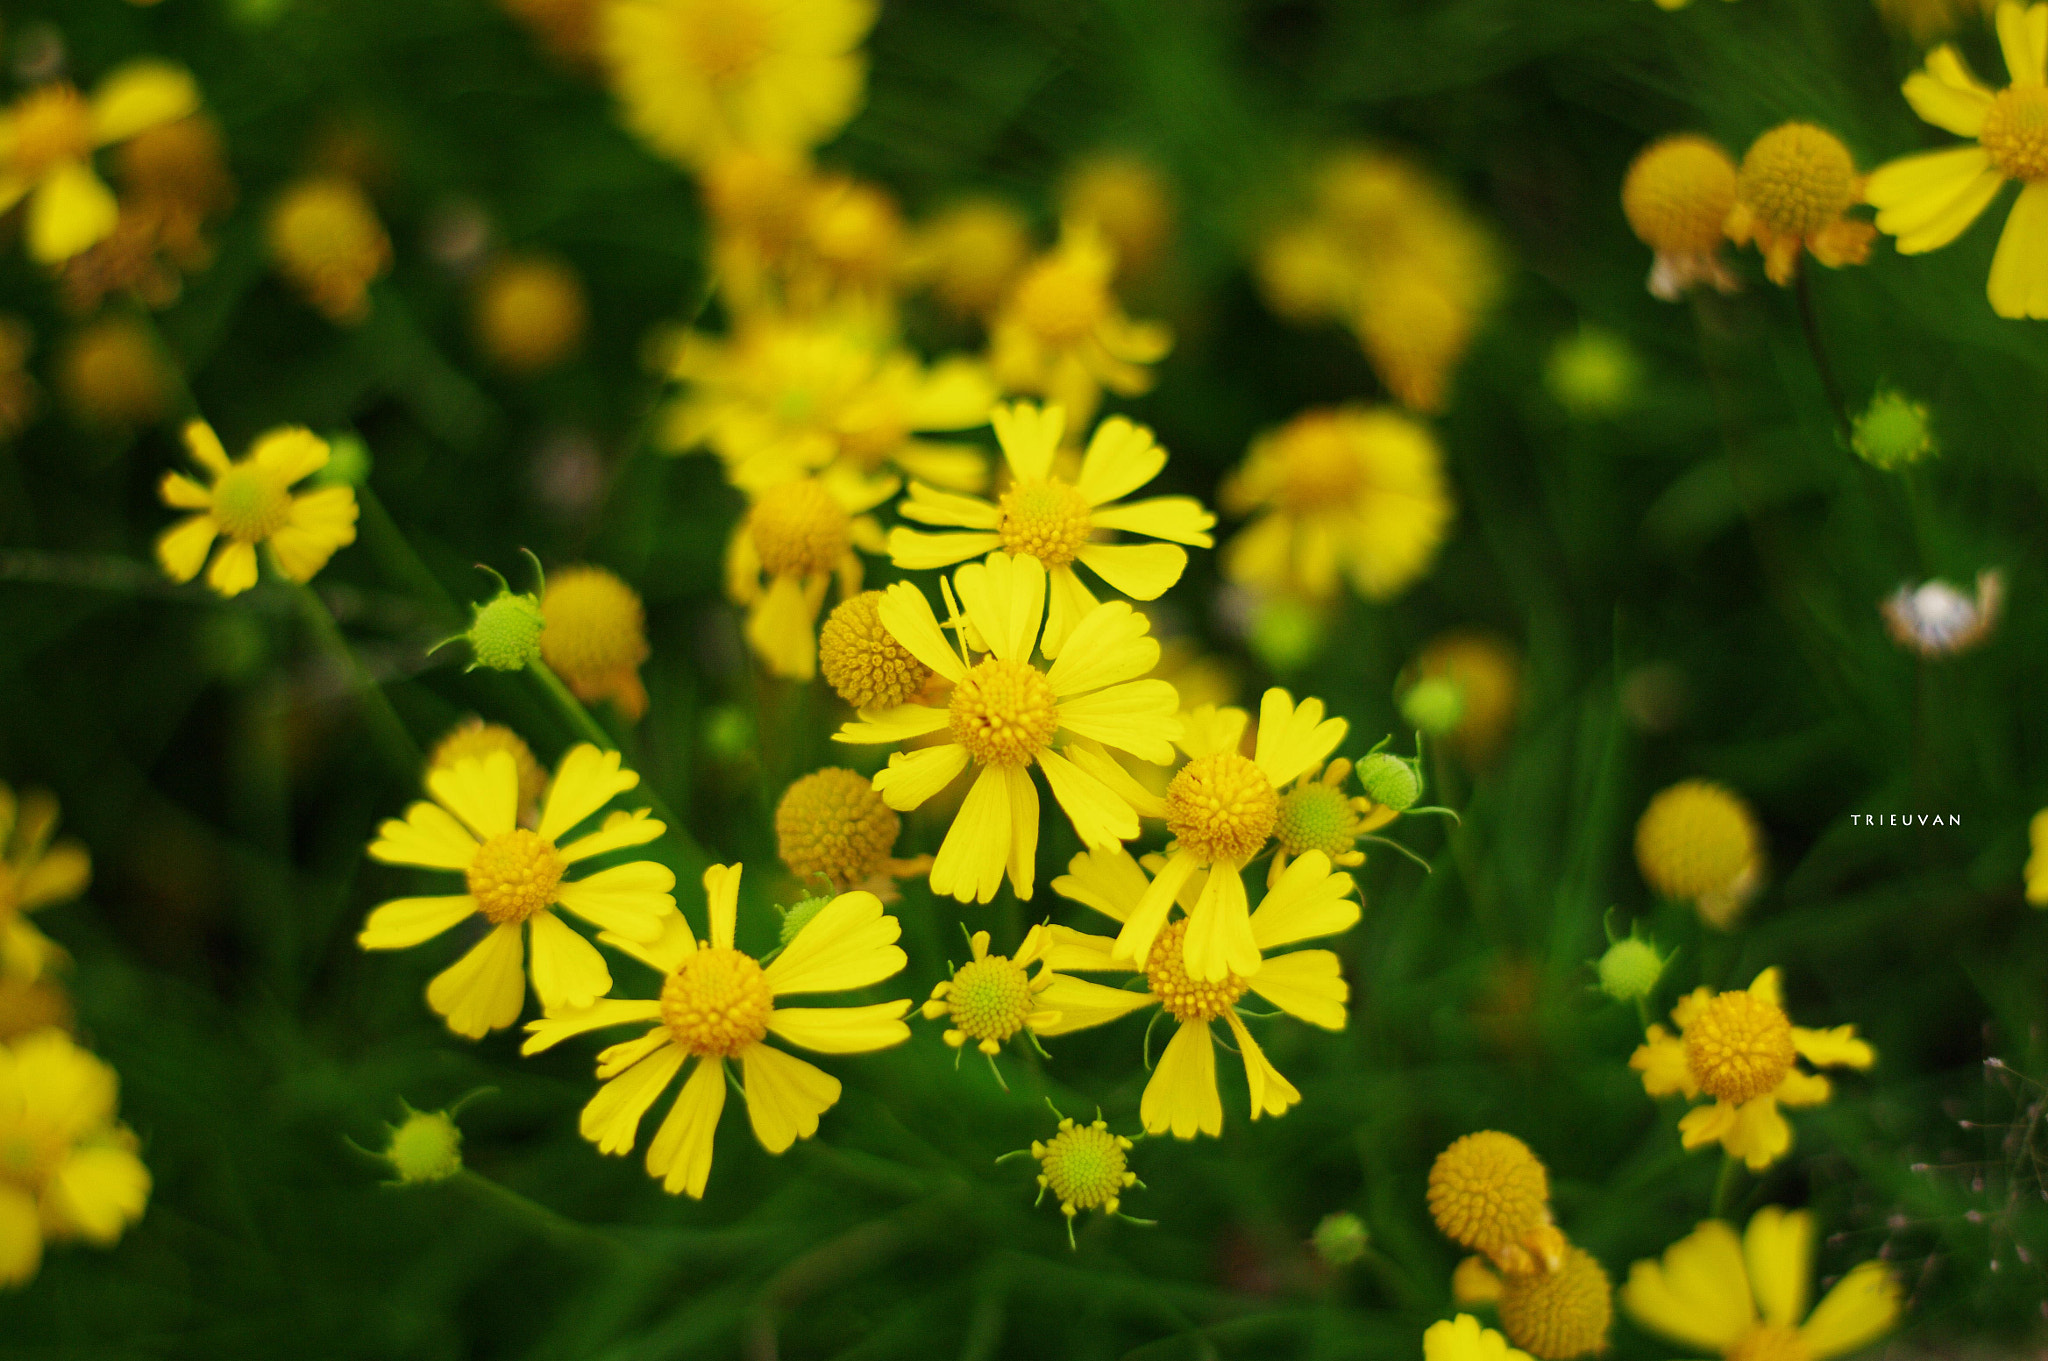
1028,974,1155,1035
766,999,914,1053
990,400,1064,482
47,1145,149,1245
1050,845,1152,924
952,551,1045,663
1990,182,2048,317
1036,746,1139,848
182,420,230,473
1054,681,1182,765
886,526,1001,570
1797,1262,1901,1360
1003,762,1039,900
1141,1018,1222,1139
1110,846,1196,967
871,743,971,811
1088,494,1215,547
580,1042,684,1155
357,894,476,950
538,744,640,842
1725,1096,1795,1171
1038,561,1099,660
17,843,89,909
159,471,213,510
367,800,479,870
0,1183,40,1286
1792,1024,1875,1070
1249,850,1358,949
1620,1219,1756,1352
250,427,330,485
1902,69,1992,137
1747,966,1784,1008
427,750,519,841
1177,702,1249,760
645,1054,725,1198
928,766,1013,904
1062,738,1169,818
1867,145,1997,235
1044,600,1159,696
268,487,358,581
767,889,906,996
702,861,742,951
875,580,967,682
522,1003,663,1056
832,704,952,745
1630,1028,1696,1098
156,514,219,583
738,1042,840,1154
89,61,199,144
896,482,1002,529
1074,414,1165,507
205,539,260,597
559,807,666,863
1224,1008,1300,1119
745,574,823,680
526,909,613,1012
550,861,675,941
1999,0,2045,84
1743,1206,1813,1327
1074,540,1186,601
1253,687,1348,789
1245,948,1348,1030
425,922,526,1038
1424,1315,1526,1361
1183,860,1261,982
26,162,117,263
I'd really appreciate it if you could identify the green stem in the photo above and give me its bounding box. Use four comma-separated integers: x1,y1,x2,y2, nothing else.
1634,994,1654,1033
1794,269,1850,442
452,1170,626,1256
1710,1154,1742,1221
293,582,421,776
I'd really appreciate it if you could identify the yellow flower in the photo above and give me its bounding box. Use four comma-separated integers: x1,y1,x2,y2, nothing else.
1624,1207,1901,1361
725,470,894,681
1425,1315,1534,1361
0,62,199,263
156,420,359,598
2026,808,2048,905
429,718,547,819
1221,405,1453,604
1059,152,1174,278
1635,780,1763,929
888,402,1214,657
1868,2,2048,316
541,564,652,719
0,785,89,982
600,0,877,170
905,196,1033,317
1497,1245,1614,1360
1036,846,1357,1138
1401,632,1521,768
1269,757,1395,886
360,744,677,1038
922,926,1061,1056
1726,123,1876,286
774,766,929,894
1023,1111,1141,1248
818,590,935,711
989,221,1172,431
833,552,1181,902
265,176,391,324
1104,690,1347,982
1629,969,1875,1170
1427,1130,1566,1276
57,314,170,428
472,254,586,373
0,1029,151,1287
520,861,911,1199
1622,134,1741,299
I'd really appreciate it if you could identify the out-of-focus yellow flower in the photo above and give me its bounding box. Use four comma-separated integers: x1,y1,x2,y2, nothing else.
57,314,170,427
1727,122,1875,285
1875,0,1997,41
774,766,929,895
2026,809,2048,905
832,552,1182,903
724,471,893,680
1868,3,2048,317
601,0,877,170
429,718,547,820
905,196,1033,318
989,221,1171,431
793,172,904,313
889,402,1213,658
473,254,587,373
156,421,359,598
266,176,391,324
1624,1208,1901,1361
1622,134,1741,299
0,785,88,982
1425,1315,1534,1361
1060,152,1174,279
362,744,676,1038
63,113,236,313
1630,968,1874,1170
1496,1245,1614,1360
700,147,814,307
520,862,912,1199
0,62,199,263
0,1029,151,1288
1400,632,1520,767
541,564,653,719
1635,779,1763,928
0,976,71,1042
1221,405,1453,605
1427,1130,1566,1275
1038,846,1357,1139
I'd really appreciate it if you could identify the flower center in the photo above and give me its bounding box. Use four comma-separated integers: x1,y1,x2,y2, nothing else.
1738,122,1858,238
819,590,933,710
996,479,1093,567
1011,258,1108,344
1684,990,1797,1104
1727,1324,1812,1361
465,828,566,925
542,566,649,677
948,658,1059,766
661,946,774,1056
1426,1130,1553,1266
942,954,1036,1044
0,1121,64,1192
1276,420,1367,511
1038,1123,1129,1210
675,1,773,82
1622,135,1739,256
1497,1244,1614,1361
774,766,899,887
1166,752,1278,864
750,479,853,578
8,85,93,182
1145,918,1249,1022
209,465,294,542
1981,85,2048,182
1274,781,1360,859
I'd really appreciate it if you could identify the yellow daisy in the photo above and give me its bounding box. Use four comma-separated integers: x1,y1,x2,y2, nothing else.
520,862,911,1199
1867,2,2048,317
724,469,895,681
0,1029,151,1287
360,744,677,1038
1034,846,1357,1139
1425,1315,1534,1361
1725,122,1876,286
1624,1207,1901,1361
155,420,359,598
601,0,877,170
832,551,1182,903
1220,405,1453,604
1629,968,1875,1171
1103,690,1347,982
264,176,391,325
988,221,1171,431
888,402,1214,658
0,785,89,982
922,925,1064,1059
0,62,199,264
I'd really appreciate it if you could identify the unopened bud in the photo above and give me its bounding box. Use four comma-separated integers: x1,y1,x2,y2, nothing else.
1312,1212,1370,1267
383,1106,464,1184
1852,390,1936,470
1595,935,1669,1002
1357,752,1420,811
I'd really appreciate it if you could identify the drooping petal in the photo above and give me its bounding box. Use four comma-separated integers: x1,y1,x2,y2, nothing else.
1036,747,1139,848
368,801,480,870
1224,1009,1300,1120
522,1004,664,1056
1075,541,1186,601
427,751,519,842
871,743,971,811
26,163,118,263
1619,1219,1757,1353
0,1183,41,1287
425,923,527,1038
1111,847,1196,967
1045,601,1159,696
1989,182,2048,318
928,766,1013,904
1246,949,1349,1030
1141,1019,1222,1139
1050,845,1151,923
767,890,906,996
156,514,219,584
875,581,968,682
1039,562,1100,659
1743,1206,1813,1328
357,895,476,950
738,1042,841,1154
580,1042,685,1155
538,745,640,842
1250,851,1359,949
1797,1262,1902,1360
1183,862,1261,982
526,909,613,1012
645,1055,725,1198
559,808,666,863
1062,739,1168,818
1088,495,1215,546
766,1000,914,1053
1029,974,1156,1035
832,704,952,745
552,862,675,942
1253,688,1348,789
1004,763,1039,900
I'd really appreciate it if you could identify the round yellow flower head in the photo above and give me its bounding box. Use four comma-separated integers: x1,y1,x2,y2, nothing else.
774,766,900,888
1728,123,1875,285
923,928,1053,1056
430,718,546,815
381,1106,464,1184
156,421,360,598
818,590,933,711
266,176,392,324
541,564,651,720
1010,239,1113,347
1635,779,1762,927
1622,134,1740,299
801,173,904,290
58,315,170,427
1033,1115,1137,1217
1060,151,1174,277
1685,988,1796,1104
908,196,1032,316
750,477,853,578
1312,1211,1370,1268
1498,1244,1614,1360
473,255,586,373
1426,1130,1566,1276
1167,753,1280,865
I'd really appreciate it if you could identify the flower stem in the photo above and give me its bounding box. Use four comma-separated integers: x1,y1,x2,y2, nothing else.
1711,1153,1742,1220
1794,269,1850,441
293,581,421,776
452,1169,627,1256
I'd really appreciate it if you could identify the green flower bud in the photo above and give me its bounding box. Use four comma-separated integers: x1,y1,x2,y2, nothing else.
1357,752,1421,811
383,1107,464,1184
465,590,545,671
1595,935,1669,1002
1851,391,1936,470
316,432,373,487
703,705,757,761
778,893,833,946
1312,1211,1370,1267
1399,676,1466,736
1545,328,1640,420
1248,596,1324,673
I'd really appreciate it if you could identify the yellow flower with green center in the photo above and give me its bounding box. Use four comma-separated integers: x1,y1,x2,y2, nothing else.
1725,122,1876,286
155,420,360,599
1269,757,1397,886
1624,1208,1900,1361
1013,1110,1142,1249
988,221,1172,430
1037,846,1357,1139
360,744,676,1038
888,401,1214,658
0,62,199,264
1867,3,2048,316
832,551,1183,903
1425,1315,1535,1361
922,926,1064,1058
0,1028,151,1287
1103,690,1347,983
0,785,89,983
520,862,912,1200
724,469,896,681
1630,969,1875,1170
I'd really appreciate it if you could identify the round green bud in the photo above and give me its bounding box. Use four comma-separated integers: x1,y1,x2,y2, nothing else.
1248,597,1324,673
316,433,373,487
466,592,545,672
703,705,756,761
1596,936,1667,1002
1851,391,1936,470
778,893,833,946
1545,328,1639,420
1312,1211,1370,1268
1399,677,1466,736
1357,753,1420,811
384,1109,463,1184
